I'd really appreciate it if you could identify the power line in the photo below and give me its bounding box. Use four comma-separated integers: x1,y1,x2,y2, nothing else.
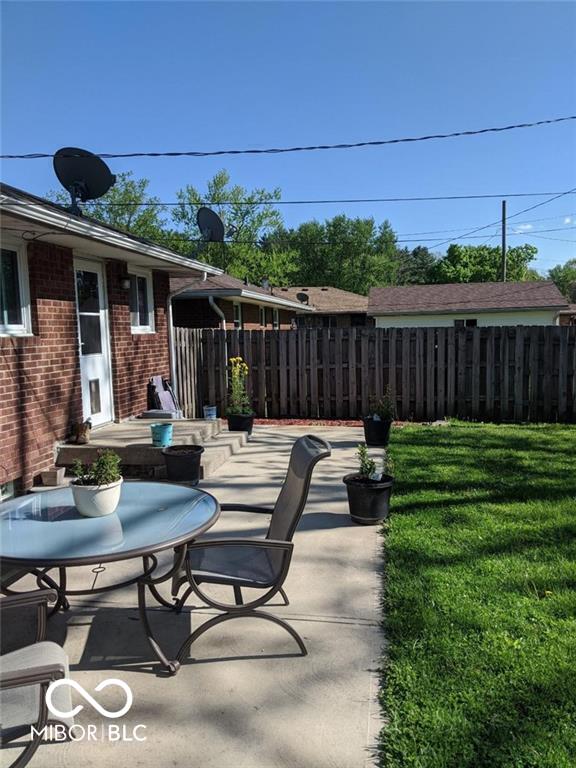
2,115,575,160
529,234,576,245
428,187,576,249
3,191,576,208
8,224,575,247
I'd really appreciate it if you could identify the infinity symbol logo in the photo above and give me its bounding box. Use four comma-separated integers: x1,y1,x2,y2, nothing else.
46,678,133,719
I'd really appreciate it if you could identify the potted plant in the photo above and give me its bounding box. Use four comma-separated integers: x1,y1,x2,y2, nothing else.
162,445,205,485
343,443,394,525
363,387,395,446
71,450,123,517
226,356,255,434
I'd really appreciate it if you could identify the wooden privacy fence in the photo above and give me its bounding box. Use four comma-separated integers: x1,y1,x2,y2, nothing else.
174,326,576,423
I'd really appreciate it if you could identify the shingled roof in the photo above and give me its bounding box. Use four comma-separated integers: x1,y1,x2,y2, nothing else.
169,274,313,311
368,281,568,316
273,286,368,314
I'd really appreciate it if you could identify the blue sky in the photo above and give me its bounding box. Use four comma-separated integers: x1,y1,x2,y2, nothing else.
1,1,575,274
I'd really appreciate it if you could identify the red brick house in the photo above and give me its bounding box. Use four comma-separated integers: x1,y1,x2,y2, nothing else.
0,183,222,494
170,273,313,330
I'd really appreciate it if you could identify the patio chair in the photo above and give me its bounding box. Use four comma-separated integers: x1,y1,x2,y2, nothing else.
170,434,331,665
0,590,73,768
1,566,69,615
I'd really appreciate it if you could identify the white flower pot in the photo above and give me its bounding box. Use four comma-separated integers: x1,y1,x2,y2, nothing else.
72,478,123,517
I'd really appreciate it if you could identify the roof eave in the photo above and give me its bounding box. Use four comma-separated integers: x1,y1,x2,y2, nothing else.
0,190,223,275
173,287,315,311
368,304,568,316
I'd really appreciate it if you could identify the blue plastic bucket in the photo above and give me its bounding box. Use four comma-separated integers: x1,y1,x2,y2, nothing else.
150,423,173,447
203,406,217,420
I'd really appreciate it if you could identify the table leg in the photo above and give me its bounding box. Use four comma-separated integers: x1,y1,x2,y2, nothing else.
35,567,70,613
136,549,188,675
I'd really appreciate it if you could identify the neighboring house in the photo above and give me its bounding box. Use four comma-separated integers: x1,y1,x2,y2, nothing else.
558,304,576,326
368,281,569,327
273,286,370,327
170,274,313,330
0,182,221,493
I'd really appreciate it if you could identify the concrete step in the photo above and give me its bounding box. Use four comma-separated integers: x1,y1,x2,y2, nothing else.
57,418,223,467
200,431,248,478
55,425,247,481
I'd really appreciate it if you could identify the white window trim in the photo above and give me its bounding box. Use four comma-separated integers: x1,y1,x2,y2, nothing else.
128,267,155,334
272,308,280,330
233,302,243,330
259,306,266,328
0,240,32,337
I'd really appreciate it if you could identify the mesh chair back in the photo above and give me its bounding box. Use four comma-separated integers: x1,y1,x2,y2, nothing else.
267,434,331,542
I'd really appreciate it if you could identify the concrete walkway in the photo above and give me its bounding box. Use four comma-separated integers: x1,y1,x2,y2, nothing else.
8,427,383,768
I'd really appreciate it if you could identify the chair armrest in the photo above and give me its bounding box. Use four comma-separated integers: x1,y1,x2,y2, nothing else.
220,504,274,515
0,589,57,613
0,663,67,691
0,590,57,644
186,538,292,553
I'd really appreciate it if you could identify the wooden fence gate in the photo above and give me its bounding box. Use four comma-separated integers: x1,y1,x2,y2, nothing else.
174,326,576,423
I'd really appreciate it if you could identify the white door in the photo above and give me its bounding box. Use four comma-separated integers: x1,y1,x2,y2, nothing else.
74,260,113,426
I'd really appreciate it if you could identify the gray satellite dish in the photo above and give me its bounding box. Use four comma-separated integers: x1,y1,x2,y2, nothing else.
53,147,116,215
197,206,225,242
296,292,309,304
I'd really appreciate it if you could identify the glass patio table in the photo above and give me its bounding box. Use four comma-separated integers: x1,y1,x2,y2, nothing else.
0,481,220,674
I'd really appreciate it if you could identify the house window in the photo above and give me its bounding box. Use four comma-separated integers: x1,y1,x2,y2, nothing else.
0,481,15,501
233,302,243,329
272,308,280,330
129,269,155,333
455,319,478,328
0,245,31,335
259,306,266,328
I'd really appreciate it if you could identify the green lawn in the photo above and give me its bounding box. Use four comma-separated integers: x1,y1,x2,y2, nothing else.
381,423,576,768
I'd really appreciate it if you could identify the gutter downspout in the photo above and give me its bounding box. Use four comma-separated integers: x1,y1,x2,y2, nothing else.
167,276,229,416
208,295,226,330
208,296,229,404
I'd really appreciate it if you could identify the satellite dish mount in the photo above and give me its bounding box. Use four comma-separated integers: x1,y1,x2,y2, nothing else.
53,147,116,216
196,206,225,243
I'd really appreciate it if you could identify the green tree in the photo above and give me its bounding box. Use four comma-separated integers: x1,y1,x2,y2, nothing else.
434,243,538,283
171,170,284,275
47,172,170,244
549,259,576,302
263,216,398,293
389,245,438,285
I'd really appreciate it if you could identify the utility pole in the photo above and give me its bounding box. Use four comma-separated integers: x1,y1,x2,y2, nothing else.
501,199,507,282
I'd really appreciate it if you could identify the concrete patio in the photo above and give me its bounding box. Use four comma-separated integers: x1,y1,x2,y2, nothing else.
6,426,383,768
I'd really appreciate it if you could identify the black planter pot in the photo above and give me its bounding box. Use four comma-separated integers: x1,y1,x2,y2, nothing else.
162,445,204,484
227,414,254,435
362,417,393,447
343,473,394,525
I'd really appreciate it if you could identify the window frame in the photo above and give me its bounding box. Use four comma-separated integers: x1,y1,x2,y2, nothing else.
272,308,280,330
0,241,32,337
128,268,155,334
0,481,16,501
454,318,478,328
233,302,243,330
259,306,266,328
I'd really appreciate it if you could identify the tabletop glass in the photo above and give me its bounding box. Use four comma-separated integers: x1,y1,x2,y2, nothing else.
0,482,219,565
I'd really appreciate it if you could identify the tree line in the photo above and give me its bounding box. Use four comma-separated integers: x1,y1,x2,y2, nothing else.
49,170,576,301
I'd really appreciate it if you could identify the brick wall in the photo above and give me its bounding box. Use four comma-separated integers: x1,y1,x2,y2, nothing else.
173,297,296,330
105,261,170,420
1,242,172,490
0,241,83,490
